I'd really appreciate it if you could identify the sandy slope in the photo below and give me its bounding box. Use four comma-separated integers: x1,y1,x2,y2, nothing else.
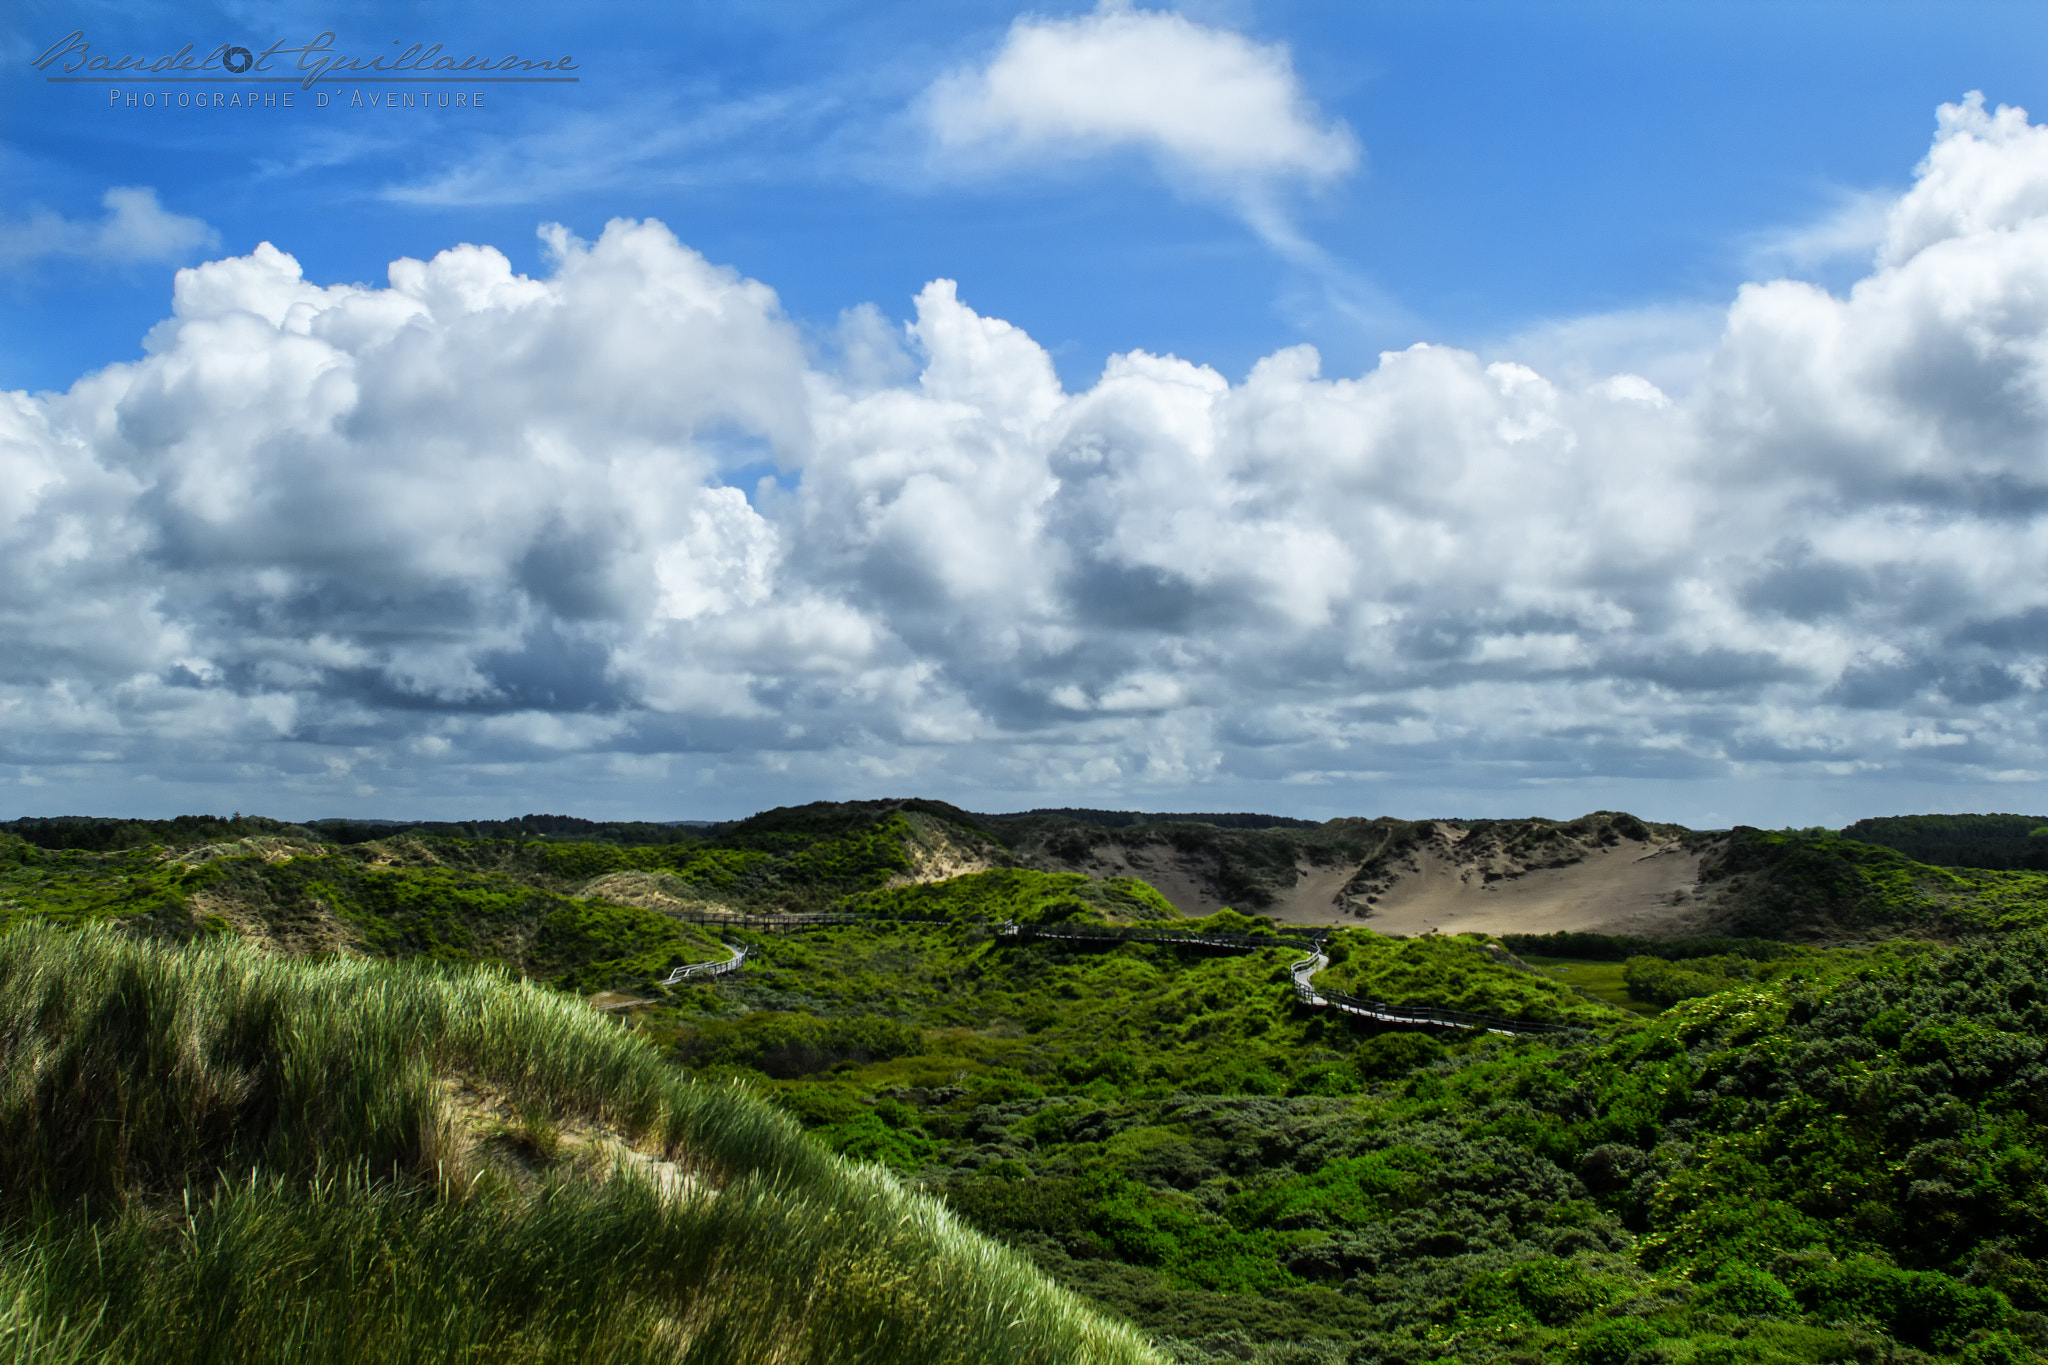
1262,861,1371,925
1359,838,1717,938
1046,816,1726,938
1073,843,1235,917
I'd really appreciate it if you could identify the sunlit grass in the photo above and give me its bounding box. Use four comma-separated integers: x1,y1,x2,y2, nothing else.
0,924,1165,1365
1516,955,1663,1015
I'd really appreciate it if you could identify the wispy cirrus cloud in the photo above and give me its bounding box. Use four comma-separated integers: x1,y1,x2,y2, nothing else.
0,186,217,268
1743,187,1895,277
376,89,837,207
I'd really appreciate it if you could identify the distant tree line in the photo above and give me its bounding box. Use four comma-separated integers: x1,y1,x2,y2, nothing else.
308,815,704,847
0,814,314,852
1841,812,2048,870
0,812,707,852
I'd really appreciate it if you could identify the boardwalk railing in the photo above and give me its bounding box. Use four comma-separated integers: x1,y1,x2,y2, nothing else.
649,908,1582,1034
1316,987,1574,1035
659,910,961,932
662,911,861,930
1290,963,1574,1035
995,921,1320,951
658,943,751,985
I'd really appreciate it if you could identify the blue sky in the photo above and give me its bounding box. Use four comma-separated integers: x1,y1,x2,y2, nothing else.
6,0,2048,827
10,2,2046,391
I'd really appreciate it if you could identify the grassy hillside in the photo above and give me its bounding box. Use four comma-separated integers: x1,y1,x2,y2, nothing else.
0,832,734,990
0,924,1162,1364
1704,828,2048,939
0,800,1013,986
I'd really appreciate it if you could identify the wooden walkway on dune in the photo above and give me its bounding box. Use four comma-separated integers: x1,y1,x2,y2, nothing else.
651,908,1575,1036
1286,947,1574,1036
657,942,751,985
993,921,1320,951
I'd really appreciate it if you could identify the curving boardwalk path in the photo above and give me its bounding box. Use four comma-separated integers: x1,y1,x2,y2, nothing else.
996,921,1317,951
1290,946,1329,998
1289,942,1572,1036
658,942,750,985
653,910,1575,1034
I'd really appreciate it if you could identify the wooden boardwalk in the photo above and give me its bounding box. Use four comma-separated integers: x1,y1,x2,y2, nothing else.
1287,947,1574,1035
994,921,1319,951
651,907,1577,1034
657,942,750,985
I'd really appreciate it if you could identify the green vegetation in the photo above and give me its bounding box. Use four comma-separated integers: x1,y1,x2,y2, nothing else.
0,924,1161,1364
1705,827,2048,939
1501,931,1808,963
842,867,1181,924
0,801,985,954
1507,934,1920,1017
694,927,2048,1363
658,919,1333,1099
1617,948,1889,1008
0,811,709,853
1515,956,1661,1015
1310,930,1619,1027
0,835,732,991
508,815,918,910
2,812,321,851
16,803,2048,1361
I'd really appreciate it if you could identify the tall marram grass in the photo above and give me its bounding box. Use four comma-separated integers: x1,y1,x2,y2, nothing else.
0,925,1162,1364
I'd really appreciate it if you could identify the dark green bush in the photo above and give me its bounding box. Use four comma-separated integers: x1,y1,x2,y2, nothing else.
675,1012,926,1078
1696,1262,1798,1319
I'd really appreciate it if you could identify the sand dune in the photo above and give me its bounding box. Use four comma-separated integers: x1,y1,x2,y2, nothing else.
1357,838,1716,938
1127,817,1733,940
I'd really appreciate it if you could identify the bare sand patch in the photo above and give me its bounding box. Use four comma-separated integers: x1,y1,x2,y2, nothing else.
883,813,1002,887
1074,843,1232,916
1360,839,1716,938
1263,860,1364,925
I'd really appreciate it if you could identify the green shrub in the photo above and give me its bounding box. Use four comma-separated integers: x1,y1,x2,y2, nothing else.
1576,1315,1662,1365
1314,931,1617,1026
1800,1256,2007,1351
675,1012,926,1078
1352,1032,1444,1079
1695,1263,1797,1319
1460,1259,1617,1327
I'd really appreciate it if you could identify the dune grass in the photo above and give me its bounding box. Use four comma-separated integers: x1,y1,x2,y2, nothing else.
0,924,1164,1364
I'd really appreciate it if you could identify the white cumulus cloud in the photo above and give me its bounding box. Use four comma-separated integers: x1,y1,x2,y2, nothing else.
11,96,2048,820
924,2,1355,253
927,3,1355,182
